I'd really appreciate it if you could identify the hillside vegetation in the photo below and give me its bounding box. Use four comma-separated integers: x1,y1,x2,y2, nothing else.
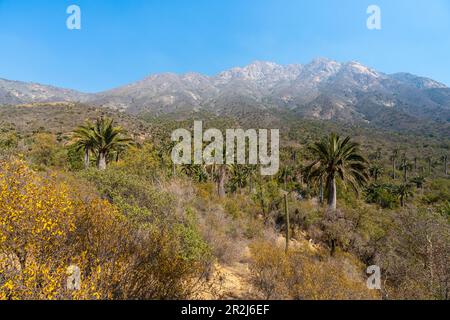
0,106,449,300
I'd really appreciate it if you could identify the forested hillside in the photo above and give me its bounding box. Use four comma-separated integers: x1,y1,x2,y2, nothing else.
0,105,448,300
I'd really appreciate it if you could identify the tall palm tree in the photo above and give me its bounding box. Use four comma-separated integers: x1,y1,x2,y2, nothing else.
181,163,195,177
91,118,134,170
443,155,448,176
306,133,368,211
229,164,249,194
395,183,413,207
410,176,426,189
216,149,233,198
244,165,258,194
277,165,293,190
192,165,208,183
216,164,228,198
72,118,133,170
391,149,399,180
376,147,382,161
369,163,384,182
70,121,95,169
427,156,433,176
399,156,412,183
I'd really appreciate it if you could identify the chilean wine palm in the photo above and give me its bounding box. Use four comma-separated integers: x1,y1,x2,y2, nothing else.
395,183,413,207
91,118,134,170
72,118,133,170
369,163,384,182
307,133,368,211
229,164,249,193
391,149,399,180
277,166,294,190
410,176,425,189
70,122,95,169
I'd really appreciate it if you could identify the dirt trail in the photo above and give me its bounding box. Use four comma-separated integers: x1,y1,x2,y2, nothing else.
201,245,258,300
213,261,257,299
202,234,319,300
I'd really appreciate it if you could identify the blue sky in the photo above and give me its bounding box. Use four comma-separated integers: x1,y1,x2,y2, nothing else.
0,0,449,92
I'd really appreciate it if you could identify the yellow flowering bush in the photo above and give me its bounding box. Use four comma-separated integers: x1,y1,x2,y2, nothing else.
0,160,77,299
0,160,209,300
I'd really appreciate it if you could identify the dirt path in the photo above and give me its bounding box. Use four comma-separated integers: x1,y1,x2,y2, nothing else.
213,261,257,299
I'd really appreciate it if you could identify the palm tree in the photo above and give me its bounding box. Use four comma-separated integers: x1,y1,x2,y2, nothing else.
410,176,426,189
399,156,412,183
229,164,249,194
277,166,293,190
395,183,413,207
91,118,134,170
70,121,95,169
306,133,368,211
245,165,258,194
442,155,448,176
162,140,178,177
216,148,233,198
181,163,195,176
217,164,227,198
427,156,433,176
369,163,384,182
72,118,134,170
376,147,382,161
193,165,208,183
391,149,399,180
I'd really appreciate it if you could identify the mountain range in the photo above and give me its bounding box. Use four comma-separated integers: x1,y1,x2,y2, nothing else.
1,58,449,131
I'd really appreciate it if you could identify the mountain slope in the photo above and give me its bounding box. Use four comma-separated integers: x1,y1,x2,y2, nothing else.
0,78,90,105
90,59,450,125
1,59,449,131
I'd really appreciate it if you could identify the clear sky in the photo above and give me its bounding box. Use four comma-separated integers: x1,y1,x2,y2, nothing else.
0,0,449,92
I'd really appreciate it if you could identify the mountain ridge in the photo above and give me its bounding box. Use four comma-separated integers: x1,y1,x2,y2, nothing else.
1,59,449,130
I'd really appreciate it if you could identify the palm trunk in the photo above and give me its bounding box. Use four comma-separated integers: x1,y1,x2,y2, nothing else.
284,194,290,254
330,239,336,256
98,152,107,170
218,166,226,198
319,178,324,204
84,148,90,169
444,156,448,176
392,159,396,180
327,176,337,211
